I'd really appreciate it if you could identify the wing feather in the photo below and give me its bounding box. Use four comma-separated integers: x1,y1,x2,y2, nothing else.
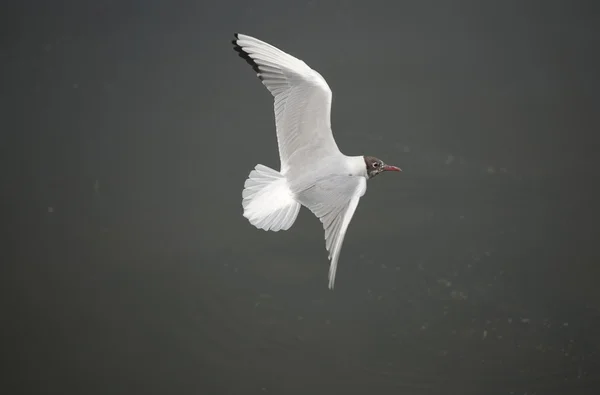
232,33,341,174
295,176,367,289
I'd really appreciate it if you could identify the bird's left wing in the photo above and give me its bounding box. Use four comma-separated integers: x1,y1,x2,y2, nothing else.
294,175,367,289
232,33,342,175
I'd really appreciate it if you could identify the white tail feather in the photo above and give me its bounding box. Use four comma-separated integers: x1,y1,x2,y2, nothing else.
242,164,300,232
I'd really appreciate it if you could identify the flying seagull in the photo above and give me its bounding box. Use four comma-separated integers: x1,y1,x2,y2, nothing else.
232,33,401,289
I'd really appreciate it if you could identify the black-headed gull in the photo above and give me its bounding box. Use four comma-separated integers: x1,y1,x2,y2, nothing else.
233,33,401,289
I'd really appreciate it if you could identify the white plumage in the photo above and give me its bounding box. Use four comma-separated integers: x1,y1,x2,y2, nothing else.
233,33,400,289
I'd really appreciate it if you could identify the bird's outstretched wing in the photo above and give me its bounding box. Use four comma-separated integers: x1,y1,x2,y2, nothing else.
294,175,367,289
232,33,341,175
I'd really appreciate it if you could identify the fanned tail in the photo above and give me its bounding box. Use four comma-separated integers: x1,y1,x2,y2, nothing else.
242,164,300,232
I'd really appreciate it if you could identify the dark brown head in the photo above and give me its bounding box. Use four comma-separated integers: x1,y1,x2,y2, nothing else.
364,156,402,179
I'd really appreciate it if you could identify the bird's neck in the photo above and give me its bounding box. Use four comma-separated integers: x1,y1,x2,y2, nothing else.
345,155,368,178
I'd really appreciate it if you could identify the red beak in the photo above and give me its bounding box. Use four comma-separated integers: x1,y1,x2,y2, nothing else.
383,165,402,172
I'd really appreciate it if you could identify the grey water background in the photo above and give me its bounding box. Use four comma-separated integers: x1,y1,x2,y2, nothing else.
3,1,600,394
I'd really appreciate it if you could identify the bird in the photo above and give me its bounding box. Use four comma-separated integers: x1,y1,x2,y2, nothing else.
232,33,401,289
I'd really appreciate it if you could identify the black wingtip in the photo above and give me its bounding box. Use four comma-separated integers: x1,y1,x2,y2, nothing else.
232,33,261,75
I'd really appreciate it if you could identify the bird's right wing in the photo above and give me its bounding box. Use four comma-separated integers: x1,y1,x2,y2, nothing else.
232,33,341,174
295,175,367,289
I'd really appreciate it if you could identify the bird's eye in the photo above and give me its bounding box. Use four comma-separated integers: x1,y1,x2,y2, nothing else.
373,162,379,168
